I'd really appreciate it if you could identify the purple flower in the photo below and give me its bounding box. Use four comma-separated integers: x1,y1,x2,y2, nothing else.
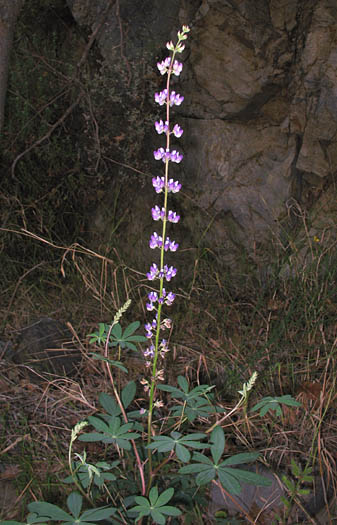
164,265,177,281
148,291,158,302
153,148,183,164
149,232,162,249
157,57,171,75
157,57,183,77
155,120,169,134
155,89,168,106
154,89,184,107
144,322,153,338
144,345,155,358
151,205,165,221
164,237,179,252
166,291,176,305
153,147,165,161
167,210,180,223
151,207,180,222
146,302,155,311
172,60,183,76
170,150,183,163
150,233,178,252
168,179,182,193
152,177,166,193
147,264,177,281
169,91,184,106
172,124,183,137
147,263,159,280
160,339,170,357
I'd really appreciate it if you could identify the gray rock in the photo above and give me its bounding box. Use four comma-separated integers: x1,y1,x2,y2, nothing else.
209,464,284,519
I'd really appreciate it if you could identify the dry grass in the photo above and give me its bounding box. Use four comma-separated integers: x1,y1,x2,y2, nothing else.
0,231,336,523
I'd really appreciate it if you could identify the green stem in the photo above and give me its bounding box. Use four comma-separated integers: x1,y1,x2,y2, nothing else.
68,433,93,506
146,28,188,486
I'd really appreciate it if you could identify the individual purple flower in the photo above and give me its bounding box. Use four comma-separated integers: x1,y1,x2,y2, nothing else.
165,291,176,305
152,177,166,193
164,237,179,252
153,147,165,161
155,120,169,134
144,322,153,338
149,232,162,249
172,124,183,138
145,318,157,338
155,89,168,106
157,57,171,75
169,91,184,106
146,301,155,311
151,205,165,221
148,291,158,302
168,179,182,193
147,263,159,280
167,210,180,223
172,60,183,76
144,345,155,358
164,265,177,281
170,150,183,163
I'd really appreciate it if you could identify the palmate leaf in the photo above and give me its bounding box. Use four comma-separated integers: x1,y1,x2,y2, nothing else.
89,353,128,373
210,426,225,464
87,415,110,433
130,487,181,524
180,437,271,495
80,507,117,521
88,321,146,352
251,395,301,417
158,378,214,402
147,431,206,463
79,415,140,449
29,494,116,524
2,518,48,525
63,460,118,489
28,501,73,520
99,392,121,417
121,381,136,409
122,321,140,338
218,469,242,495
109,321,147,350
171,397,217,422
221,452,260,466
179,462,215,485
67,492,82,518
220,467,272,487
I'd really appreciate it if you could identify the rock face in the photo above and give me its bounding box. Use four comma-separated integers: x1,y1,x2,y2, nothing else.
67,0,337,275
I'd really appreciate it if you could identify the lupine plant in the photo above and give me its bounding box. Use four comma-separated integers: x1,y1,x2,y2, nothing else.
6,26,303,525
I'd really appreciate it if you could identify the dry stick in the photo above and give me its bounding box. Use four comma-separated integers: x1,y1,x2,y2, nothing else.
11,92,83,177
11,0,116,178
0,228,115,265
0,435,29,456
211,480,256,525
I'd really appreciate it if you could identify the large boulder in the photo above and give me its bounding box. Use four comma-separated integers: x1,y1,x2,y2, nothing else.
66,0,337,275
